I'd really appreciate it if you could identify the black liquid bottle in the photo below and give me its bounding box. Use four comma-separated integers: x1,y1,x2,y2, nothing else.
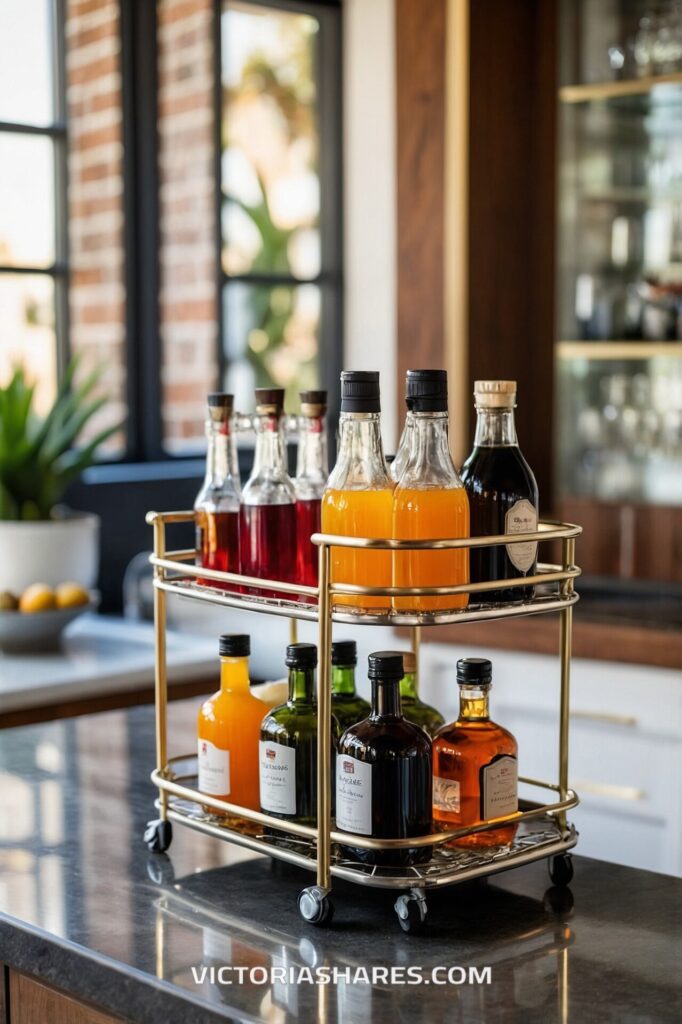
460,381,539,603
335,651,432,866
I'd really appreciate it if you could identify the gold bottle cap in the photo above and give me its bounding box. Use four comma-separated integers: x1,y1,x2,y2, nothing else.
474,380,517,408
402,651,416,674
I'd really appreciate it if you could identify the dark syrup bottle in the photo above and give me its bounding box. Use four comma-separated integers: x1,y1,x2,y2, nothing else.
335,651,432,866
330,639,370,731
460,381,539,604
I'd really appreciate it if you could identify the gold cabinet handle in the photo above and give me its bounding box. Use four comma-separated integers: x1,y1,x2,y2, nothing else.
570,710,637,727
574,780,645,802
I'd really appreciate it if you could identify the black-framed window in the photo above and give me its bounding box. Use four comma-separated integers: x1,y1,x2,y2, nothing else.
0,0,68,403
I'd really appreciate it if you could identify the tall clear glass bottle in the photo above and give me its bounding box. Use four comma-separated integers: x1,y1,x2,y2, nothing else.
399,651,445,737
331,639,370,731
389,390,415,483
239,388,297,592
321,371,394,611
294,389,328,587
460,381,539,603
393,370,469,611
194,393,241,584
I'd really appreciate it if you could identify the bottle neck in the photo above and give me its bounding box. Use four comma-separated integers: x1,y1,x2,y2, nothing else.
458,684,491,721
252,413,288,476
402,411,459,486
204,420,238,486
296,415,328,488
331,665,356,696
219,656,250,693
390,411,415,481
328,412,392,490
288,667,315,704
371,678,402,719
473,407,518,447
399,671,418,700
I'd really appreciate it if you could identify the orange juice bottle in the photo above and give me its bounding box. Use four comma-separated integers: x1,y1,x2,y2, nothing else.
197,634,266,811
321,371,394,610
393,370,469,611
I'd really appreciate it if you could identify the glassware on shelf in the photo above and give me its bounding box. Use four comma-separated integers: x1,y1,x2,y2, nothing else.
330,639,371,732
294,389,328,588
389,383,415,483
399,651,445,738
194,393,241,586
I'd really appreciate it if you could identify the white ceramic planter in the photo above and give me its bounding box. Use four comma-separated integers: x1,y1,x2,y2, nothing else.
0,511,100,593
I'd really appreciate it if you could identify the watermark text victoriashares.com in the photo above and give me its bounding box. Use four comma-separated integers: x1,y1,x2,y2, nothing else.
191,964,492,987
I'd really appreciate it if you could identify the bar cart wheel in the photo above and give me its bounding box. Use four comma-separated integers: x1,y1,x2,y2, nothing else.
548,853,574,887
298,886,335,926
144,818,173,853
146,853,175,887
394,888,428,934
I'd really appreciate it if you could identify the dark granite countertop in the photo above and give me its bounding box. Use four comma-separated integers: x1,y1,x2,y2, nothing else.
0,700,680,1023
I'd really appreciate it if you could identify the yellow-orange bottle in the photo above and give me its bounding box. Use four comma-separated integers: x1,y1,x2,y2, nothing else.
321,371,394,611
393,370,469,611
197,634,266,811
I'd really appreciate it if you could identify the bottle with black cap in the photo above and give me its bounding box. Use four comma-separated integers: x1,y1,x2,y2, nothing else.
393,369,470,612
321,371,394,610
197,635,266,811
336,651,432,865
330,639,370,730
239,387,297,593
194,393,241,582
294,389,329,587
259,643,339,826
432,657,518,847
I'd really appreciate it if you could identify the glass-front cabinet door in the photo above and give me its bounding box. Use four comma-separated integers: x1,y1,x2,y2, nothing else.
556,0,682,586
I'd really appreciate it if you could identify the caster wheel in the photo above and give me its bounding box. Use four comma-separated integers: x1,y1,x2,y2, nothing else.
298,886,334,926
543,884,574,918
549,853,574,887
144,818,173,853
394,889,428,934
146,853,175,886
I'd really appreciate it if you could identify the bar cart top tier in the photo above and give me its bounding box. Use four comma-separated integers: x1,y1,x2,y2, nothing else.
146,511,582,626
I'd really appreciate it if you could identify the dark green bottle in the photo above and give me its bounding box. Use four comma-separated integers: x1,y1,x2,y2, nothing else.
399,651,445,738
259,643,338,826
331,640,371,730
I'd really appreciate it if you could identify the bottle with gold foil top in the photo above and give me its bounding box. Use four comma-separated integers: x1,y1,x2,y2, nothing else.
460,381,539,604
194,393,241,584
393,370,469,612
399,651,444,738
294,390,328,587
321,371,394,611
432,657,518,847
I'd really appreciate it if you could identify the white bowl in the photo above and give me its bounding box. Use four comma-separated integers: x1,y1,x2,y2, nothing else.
0,510,100,593
0,598,96,654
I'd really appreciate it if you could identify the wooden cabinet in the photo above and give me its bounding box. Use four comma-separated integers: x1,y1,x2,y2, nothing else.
4,970,122,1024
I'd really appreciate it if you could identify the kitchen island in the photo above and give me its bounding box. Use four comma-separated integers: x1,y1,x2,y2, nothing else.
0,700,679,1023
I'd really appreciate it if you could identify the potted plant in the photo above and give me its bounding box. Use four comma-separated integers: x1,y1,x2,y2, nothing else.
0,360,120,595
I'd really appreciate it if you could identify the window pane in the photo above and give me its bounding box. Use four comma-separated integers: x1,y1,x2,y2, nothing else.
221,2,321,278
0,0,54,127
0,134,55,267
0,274,57,415
223,281,320,411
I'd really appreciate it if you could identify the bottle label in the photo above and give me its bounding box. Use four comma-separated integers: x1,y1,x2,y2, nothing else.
259,741,296,815
197,738,230,797
433,775,461,814
335,755,372,835
505,499,538,573
481,755,518,820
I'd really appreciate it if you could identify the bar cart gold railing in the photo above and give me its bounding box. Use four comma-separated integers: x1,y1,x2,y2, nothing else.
145,511,581,932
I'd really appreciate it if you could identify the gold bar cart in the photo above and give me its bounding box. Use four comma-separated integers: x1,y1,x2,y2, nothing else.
145,511,581,932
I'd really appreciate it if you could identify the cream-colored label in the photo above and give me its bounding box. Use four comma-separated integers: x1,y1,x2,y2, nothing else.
481,755,517,820
259,741,296,815
197,738,230,796
505,499,538,573
433,775,461,814
336,755,372,835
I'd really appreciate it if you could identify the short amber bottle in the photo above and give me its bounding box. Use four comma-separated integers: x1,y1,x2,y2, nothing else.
432,657,518,847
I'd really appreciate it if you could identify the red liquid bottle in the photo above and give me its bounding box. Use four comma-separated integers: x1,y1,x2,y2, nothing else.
239,388,297,598
294,390,328,589
194,393,241,588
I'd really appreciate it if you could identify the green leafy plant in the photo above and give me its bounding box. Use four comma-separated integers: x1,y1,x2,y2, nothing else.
0,359,121,521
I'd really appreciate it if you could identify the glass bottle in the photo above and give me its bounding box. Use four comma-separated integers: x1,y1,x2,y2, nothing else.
321,371,394,611
194,393,241,585
331,639,371,731
239,388,297,595
433,657,518,848
399,651,445,738
259,643,338,826
336,651,432,866
197,634,266,812
460,381,539,604
393,369,470,612
294,389,328,587
389,391,415,483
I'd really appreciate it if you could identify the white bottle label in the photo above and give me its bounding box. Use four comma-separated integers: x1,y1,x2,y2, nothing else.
505,499,538,573
197,739,230,797
336,755,372,835
433,775,461,814
481,755,518,820
259,741,296,815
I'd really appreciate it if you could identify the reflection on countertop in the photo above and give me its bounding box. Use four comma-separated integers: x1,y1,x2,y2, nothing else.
0,701,680,1024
